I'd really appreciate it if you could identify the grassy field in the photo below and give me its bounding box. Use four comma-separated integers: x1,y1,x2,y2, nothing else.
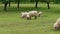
0,3,60,34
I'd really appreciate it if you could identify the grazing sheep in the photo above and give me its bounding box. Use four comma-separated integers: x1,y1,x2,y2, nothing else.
26,13,31,20
21,12,31,20
21,12,28,18
28,10,38,19
38,11,42,17
21,10,38,20
53,18,60,30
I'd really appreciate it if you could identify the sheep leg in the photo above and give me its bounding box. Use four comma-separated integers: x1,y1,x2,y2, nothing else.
30,17,31,20
35,16,37,19
38,14,40,17
27,17,29,20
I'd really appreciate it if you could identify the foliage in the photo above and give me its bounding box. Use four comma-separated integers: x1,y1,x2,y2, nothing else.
0,0,60,3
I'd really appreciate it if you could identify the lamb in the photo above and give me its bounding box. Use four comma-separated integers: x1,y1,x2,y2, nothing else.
53,18,60,30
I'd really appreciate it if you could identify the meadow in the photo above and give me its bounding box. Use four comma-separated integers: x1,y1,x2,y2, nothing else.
0,3,60,34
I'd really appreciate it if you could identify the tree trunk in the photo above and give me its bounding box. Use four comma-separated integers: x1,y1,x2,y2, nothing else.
35,1,38,8
17,0,19,9
4,2,8,11
47,2,50,9
55,0,58,4
9,0,11,7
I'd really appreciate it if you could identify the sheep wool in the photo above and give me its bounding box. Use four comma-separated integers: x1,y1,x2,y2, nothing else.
53,18,60,30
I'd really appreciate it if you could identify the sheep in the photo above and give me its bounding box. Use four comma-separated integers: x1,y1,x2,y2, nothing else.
21,12,31,20
26,13,31,20
21,12,28,18
28,10,38,19
53,18,60,30
38,11,42,17
21,10,38,20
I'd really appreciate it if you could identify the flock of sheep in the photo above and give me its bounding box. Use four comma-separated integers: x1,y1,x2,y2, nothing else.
21,10,42,20
20,10,60,30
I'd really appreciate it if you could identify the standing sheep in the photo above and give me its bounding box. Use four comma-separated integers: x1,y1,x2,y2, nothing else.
21,12,28,18
21,10,38,20
53,18,60,30
28,10,38,19
21,12,31,20
26,13,31,20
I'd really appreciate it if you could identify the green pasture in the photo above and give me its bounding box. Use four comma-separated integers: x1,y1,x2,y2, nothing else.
0,3,60,34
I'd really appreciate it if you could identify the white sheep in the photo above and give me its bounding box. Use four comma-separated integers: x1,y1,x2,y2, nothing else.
28,10,38,19
21,12,28,18
53,18,60,30
21,12,31,20
26,13,31,20
21,10,38,20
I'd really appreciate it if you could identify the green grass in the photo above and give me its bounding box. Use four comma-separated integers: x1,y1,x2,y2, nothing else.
0,3,60,34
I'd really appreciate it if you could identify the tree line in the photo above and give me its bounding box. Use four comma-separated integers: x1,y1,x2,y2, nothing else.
0,0,60,11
